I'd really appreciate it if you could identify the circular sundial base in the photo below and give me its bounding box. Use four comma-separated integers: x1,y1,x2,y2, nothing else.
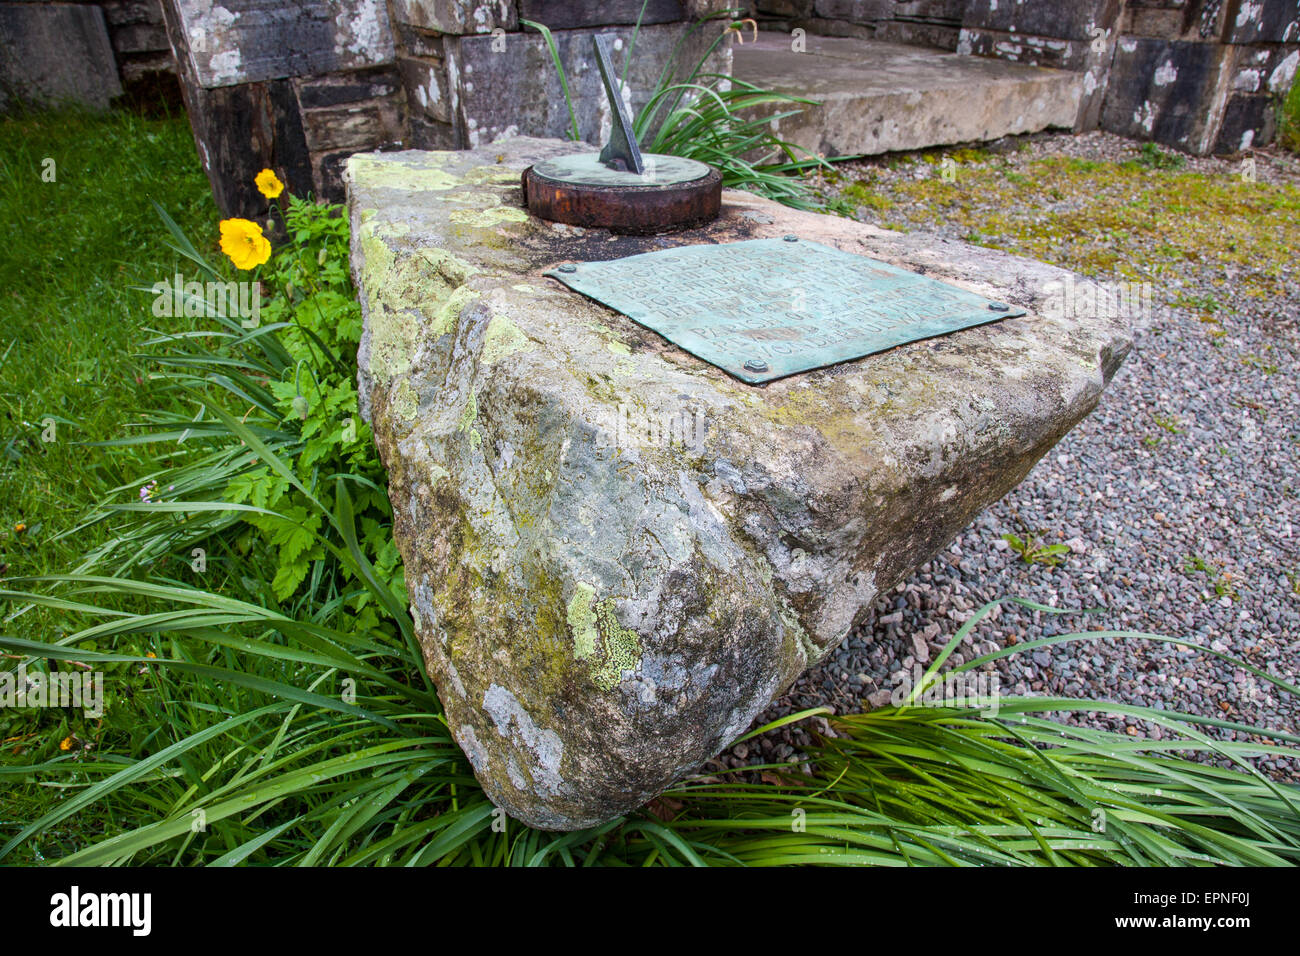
523,153,722,235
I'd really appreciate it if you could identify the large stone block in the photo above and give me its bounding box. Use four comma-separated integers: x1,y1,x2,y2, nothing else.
345,138,1130,829
163,0,394,88
0,3,123,110
734,32,1080,157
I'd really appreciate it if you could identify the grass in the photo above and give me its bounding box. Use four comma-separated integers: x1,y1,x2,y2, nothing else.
833,150,1300,299
1,110,1298,866
0,108,216,589
1279,73,1300,153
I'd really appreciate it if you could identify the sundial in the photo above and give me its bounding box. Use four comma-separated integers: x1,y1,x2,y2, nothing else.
522,35,721,234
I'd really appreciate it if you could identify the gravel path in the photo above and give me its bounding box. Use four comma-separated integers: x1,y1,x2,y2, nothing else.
735,132,1300,779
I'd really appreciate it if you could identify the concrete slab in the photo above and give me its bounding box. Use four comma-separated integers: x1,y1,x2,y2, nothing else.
732,32,1082,157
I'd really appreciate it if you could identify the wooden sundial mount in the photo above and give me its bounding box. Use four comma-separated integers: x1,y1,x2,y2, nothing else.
523,35,722,236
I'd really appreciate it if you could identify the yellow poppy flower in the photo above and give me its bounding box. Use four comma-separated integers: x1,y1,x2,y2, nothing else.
255,168,284,199
219,218,272,270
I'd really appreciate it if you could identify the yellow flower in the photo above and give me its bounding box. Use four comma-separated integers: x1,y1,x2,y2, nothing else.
219,218,272,270
59,735,74,751
255,168,284,199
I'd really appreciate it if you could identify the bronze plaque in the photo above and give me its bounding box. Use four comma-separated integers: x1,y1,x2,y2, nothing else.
547,238,1026,383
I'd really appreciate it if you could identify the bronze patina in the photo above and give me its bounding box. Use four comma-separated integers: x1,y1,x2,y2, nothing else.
546,237,1027,384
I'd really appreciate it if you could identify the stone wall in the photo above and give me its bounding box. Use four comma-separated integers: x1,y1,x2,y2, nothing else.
153,0,731,218
394,1,733,152
0,0,177,110
752,0,1299,153
1104,0,1299,154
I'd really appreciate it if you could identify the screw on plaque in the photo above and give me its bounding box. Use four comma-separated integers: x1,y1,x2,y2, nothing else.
557,263,577,273
593,36,644,175
988,302,1010,312
783,235,799,242
743,359,770,373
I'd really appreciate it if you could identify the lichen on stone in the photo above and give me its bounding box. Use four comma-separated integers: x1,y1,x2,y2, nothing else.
481,315,533,365
449,206,530,228
589,598,642,692
566,582,598,660
565,585,643,691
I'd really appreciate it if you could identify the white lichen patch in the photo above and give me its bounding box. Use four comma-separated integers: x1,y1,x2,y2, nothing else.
483,684,564,796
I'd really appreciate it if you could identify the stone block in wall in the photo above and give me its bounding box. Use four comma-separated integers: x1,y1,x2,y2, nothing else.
394,22,447,58
388,0,516,34
957,29,1086,70
295,68,405,153
1123,5,1187,40
1214,91,1276,151
895,0,967,20
812,0,893,25
166,0,394,88
754,0,815,19
1120,1,1231,41
397,54,453,124
103,0,170,29
962,0,1121,42
0,2,124,110
111,20,170,54
876,20,961,49
1229,43,1299,95
791,16,876,39
1224,0,1299,44
298,97,404,154
444,21,729,148
517,0,687,28
295,65,404,109
1100,36,1233,153
120,49,176,83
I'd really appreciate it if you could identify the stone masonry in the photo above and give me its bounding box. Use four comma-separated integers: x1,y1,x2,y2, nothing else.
748,0,1299,152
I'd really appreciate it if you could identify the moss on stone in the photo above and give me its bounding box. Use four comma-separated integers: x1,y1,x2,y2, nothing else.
851,151,1300,299
482,315,533,365
449,206,530,228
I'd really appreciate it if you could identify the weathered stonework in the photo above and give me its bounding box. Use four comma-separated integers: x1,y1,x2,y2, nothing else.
345,137,1131,829
751,0,1299,152
394,15,732,151
0,2,123,110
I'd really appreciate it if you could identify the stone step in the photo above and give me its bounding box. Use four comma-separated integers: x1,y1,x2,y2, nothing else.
731,33,1083,157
